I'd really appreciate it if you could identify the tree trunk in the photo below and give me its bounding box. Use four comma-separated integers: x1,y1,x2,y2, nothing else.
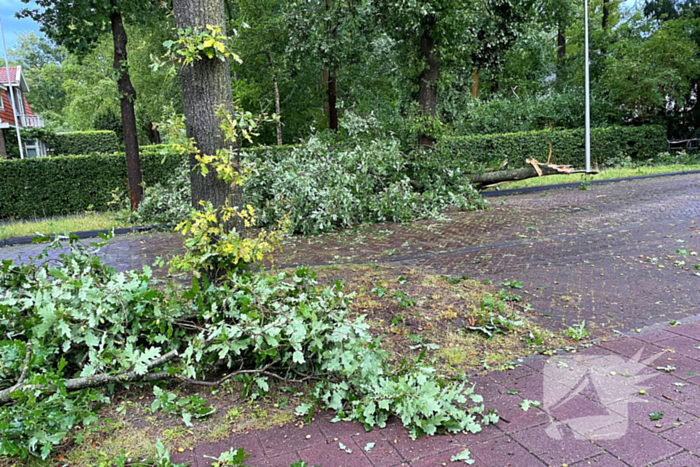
267,54,283,146
602,0,609,30
557,27,566,68
328,72,338,132
173,0,242,235
471,161,598,189
325,0,338,132
471,69,479,99
143,121,162,145
418,23,439,147
110,9,143,210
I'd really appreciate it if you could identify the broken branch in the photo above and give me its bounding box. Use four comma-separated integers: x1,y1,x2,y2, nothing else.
0,350,179,404
471,159,598,189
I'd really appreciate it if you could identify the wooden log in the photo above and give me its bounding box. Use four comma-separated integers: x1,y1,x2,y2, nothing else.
471,160,598,189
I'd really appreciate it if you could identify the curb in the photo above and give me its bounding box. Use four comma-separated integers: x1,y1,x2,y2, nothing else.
0,224,167,249
481,169,700,197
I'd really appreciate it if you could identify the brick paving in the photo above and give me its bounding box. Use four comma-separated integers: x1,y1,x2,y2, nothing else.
3,173,700,466
3,173,698,333
168,321,700,467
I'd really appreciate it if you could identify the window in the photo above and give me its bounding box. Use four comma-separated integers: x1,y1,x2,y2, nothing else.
14,89,22,116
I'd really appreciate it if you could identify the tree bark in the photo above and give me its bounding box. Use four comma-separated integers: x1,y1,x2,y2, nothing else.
173,0,242,235
267,54,283,145
328,72,338,132
557,27,566,68
602,0,609,30
325,0,338,132
471,69,479,99
143,121,162,145
471,161,598,189
0,350,179,404
110,9,143,210
418,22,439,147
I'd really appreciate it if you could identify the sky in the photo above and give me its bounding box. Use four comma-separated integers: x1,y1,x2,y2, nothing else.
0,0,41,51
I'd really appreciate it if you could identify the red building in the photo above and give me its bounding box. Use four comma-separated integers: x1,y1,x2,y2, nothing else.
0,66,46,158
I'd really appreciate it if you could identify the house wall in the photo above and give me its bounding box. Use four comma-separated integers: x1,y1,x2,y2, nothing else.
0,89,20,125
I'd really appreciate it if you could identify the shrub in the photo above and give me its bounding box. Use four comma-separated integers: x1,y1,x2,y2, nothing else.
52,131,119,155
440,125,668,173
243,134,485,235
0,145,184,220
124,160,193,226
0,237,496,460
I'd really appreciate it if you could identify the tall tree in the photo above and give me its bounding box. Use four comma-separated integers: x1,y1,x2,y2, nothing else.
18,0,164,210
377,1,473,146
467,0,534,98
172,0,242,234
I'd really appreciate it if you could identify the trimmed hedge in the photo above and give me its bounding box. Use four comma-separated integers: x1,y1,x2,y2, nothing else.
0,145,185,219
440,125,668,172
0,124,668,220
0,144,297,220
52,131,119,156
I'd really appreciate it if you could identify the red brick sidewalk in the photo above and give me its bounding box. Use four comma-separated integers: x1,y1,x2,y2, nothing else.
173,319,700,467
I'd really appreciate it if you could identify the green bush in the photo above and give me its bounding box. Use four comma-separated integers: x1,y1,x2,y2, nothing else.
440,125,668,173
243,134,485,235
52,131,119,156
0,237,495,460
0,145,185,220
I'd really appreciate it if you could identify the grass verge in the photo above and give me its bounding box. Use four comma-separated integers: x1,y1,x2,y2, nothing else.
0,212,131,241
484,163,700,191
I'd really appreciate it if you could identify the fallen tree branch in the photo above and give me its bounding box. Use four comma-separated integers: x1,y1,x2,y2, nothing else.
471,159,599,189
9,343,32,392
0,350,179,404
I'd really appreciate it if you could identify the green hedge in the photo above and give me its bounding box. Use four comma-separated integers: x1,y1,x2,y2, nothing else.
440,125,667,172
52,131,120,156
0,145,186,219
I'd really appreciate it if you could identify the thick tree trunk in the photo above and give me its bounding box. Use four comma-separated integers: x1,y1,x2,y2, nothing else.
173,0,242,235
471,69,479,99
418,23,439,147
471,161,598,189
110,10,143,210
557,27,566,68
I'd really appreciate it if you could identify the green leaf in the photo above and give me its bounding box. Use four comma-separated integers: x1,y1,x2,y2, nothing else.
450,448,475,464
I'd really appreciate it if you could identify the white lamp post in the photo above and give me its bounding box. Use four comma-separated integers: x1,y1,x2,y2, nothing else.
584,0,591,172
0,16,24,159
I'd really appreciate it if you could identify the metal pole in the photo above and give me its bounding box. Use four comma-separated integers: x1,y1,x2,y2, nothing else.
584,0,591,172
0,17,23,159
